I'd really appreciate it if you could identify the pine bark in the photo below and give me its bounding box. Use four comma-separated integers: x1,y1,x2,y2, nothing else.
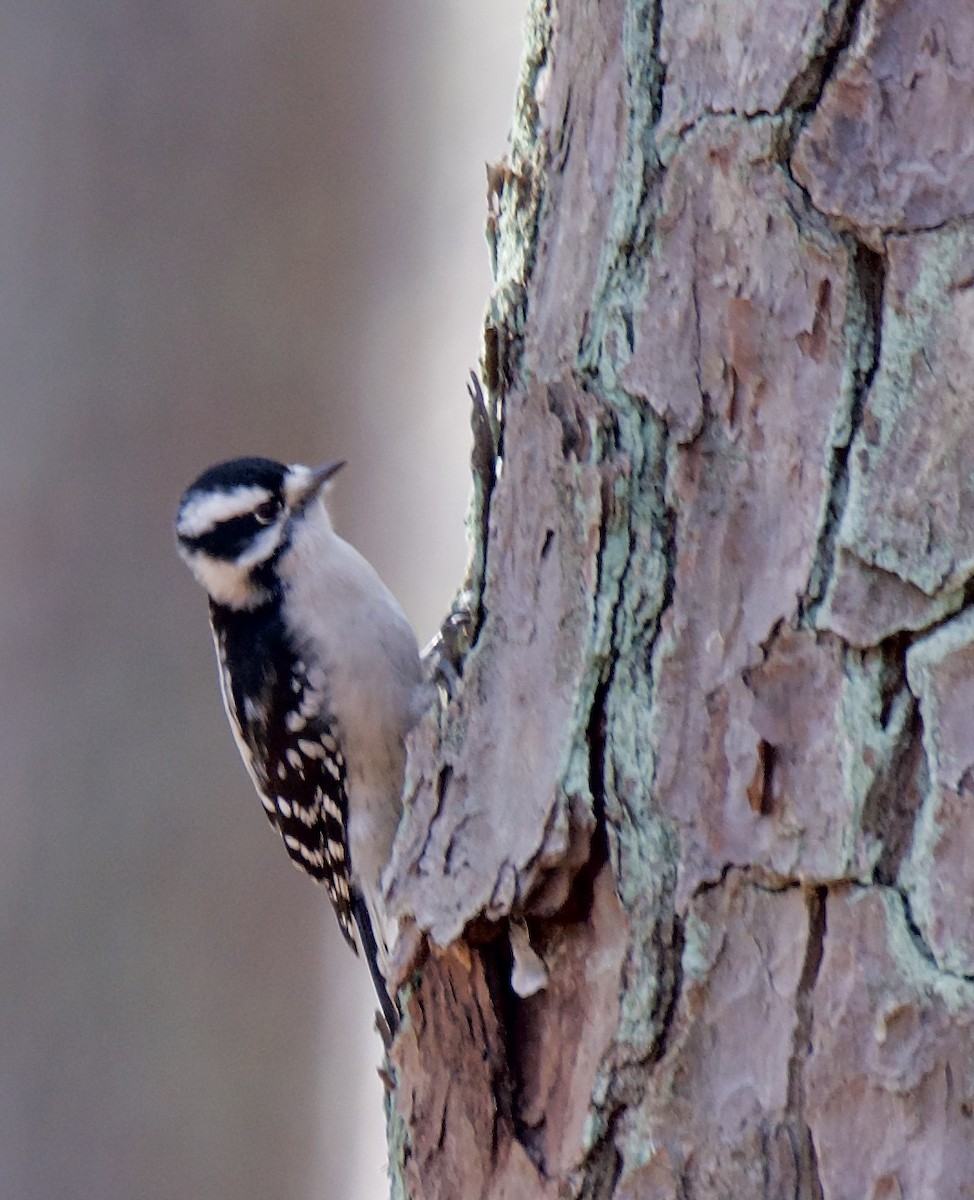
385,2,974,1197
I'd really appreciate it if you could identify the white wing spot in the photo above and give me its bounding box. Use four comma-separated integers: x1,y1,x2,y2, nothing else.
284,834,301,852
292,802,317,827
298,738,322,759
323,756,341,780
327,838,345,861
259,793,276,814
277,761,287,780
286,748,303,770
300,845,325,869
277,797,292,818
322,794,342,820
285,711,305,733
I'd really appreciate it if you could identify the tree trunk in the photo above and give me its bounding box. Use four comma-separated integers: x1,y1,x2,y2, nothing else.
384,1,974,1196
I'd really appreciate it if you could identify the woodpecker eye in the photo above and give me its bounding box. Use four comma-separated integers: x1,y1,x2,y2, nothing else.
254,499,280,525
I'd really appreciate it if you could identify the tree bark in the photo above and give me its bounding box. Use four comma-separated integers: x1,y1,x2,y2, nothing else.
384,1,974,1197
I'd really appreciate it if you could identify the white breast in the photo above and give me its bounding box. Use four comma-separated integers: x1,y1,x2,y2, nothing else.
277,499,430,896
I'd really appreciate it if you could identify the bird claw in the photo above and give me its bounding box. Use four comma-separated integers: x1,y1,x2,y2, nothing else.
422,598,475,699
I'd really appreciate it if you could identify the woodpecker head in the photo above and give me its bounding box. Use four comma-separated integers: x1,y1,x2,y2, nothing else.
176,456,344,610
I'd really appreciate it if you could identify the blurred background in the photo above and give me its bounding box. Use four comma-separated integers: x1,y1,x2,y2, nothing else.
0,3,524,1197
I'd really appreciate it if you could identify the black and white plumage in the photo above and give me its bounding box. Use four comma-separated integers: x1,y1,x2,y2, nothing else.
176,456,430,1035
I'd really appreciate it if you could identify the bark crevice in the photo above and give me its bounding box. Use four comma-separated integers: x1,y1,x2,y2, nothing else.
803,240,886,620
785,887,827,1200
784,0,866,113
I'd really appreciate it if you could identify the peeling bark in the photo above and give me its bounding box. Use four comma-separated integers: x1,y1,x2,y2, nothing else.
383,2,974,1197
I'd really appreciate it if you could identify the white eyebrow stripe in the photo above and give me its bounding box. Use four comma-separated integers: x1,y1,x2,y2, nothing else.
177,485,273,538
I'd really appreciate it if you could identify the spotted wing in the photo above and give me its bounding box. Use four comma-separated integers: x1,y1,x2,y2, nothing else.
212,623,357,949
260,709,357,949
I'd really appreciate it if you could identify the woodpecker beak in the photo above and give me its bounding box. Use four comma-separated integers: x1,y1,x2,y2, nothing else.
286,460,345,510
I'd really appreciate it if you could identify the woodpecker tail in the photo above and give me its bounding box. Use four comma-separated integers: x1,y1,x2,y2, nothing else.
351,889,399,1042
